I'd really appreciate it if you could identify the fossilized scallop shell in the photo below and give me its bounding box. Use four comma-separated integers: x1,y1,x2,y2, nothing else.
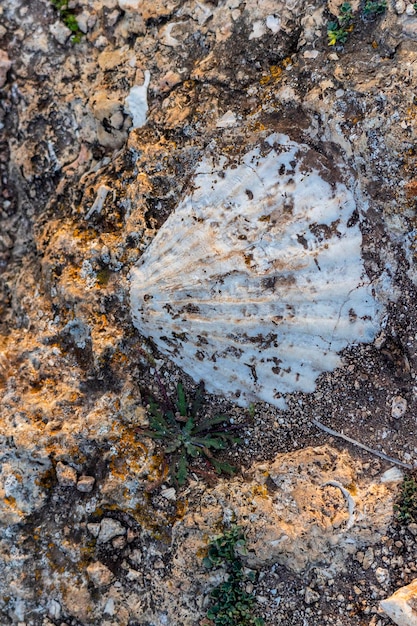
130,134,385,408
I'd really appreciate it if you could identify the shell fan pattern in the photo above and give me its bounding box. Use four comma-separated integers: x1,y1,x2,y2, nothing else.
130,134,385,409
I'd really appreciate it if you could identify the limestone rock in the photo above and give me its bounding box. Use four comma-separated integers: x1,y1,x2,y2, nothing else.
97,518,126,543
87,562,115,587
380,578,417,626
55,461,77,487
172,446,400,577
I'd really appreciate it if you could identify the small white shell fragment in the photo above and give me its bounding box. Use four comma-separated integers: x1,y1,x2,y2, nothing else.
160,22,184,47
160,486,177,500
118,0,141,10
380,467,404,483
125,70,151,128
266,15,281,33
391,396,408,419
380,579,417,626
249,19,266,39
85,185,110,219
87,522,101,537
216,110,237,128
375,567,389,584
130,134,385,408
303,49,320,59
395,0,406,13
322,480,356,530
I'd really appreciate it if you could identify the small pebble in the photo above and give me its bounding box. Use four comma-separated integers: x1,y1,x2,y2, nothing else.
97,518,126,543
375,567,389,583
76,475,95,492
55,462,77,487
391,396,407,419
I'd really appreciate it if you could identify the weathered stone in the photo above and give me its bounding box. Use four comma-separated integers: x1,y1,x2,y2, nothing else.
86,562,115,587
391,396,408,419
55,462,77,487
381,578,417,626
97,518,126,543
1,0,417,624
76,475,95,492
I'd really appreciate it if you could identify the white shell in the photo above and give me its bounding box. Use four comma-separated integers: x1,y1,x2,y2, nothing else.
160,487,177,500
130,134,384,408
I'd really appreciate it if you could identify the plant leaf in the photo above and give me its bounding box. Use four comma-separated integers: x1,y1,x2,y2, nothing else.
190,380,205,417
176,453,188,485
176,382,188,416
193,414,229,433
192,436,227,450
208,458,237,476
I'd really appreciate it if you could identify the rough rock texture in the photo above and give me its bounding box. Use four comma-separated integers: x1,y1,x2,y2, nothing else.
2,0,417,624
380,578,417,626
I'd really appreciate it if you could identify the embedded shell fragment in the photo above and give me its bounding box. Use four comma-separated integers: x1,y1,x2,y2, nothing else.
130,134,384,408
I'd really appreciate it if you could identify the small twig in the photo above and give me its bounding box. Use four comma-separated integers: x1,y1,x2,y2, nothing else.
311,419,413,470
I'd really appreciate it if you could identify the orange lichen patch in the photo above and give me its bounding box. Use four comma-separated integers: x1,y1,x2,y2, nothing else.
108,422,149,480
175,498,188,520
405,180,417,198
346,482,358,495
260,65,283,86
251,484,269,499
107,350,129,368
4,496,17,507
0,350,11,385
144,456,170,492
91,495,188,543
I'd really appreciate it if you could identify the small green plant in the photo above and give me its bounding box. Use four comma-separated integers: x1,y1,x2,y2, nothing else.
50,0,83,43
203,525,265,626
327,2,354,45
327,0,386,46
363,0,387,16
139,382,241,486
394,474,417,524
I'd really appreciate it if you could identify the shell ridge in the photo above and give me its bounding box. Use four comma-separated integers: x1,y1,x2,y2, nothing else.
130,134,386,407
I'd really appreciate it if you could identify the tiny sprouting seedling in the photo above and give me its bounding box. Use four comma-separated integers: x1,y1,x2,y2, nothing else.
50,0,83,43
139,382,241,486
327,2,354,46
394,474,417,524
363,0,387,17
247,403,256,419
203,525,265,626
